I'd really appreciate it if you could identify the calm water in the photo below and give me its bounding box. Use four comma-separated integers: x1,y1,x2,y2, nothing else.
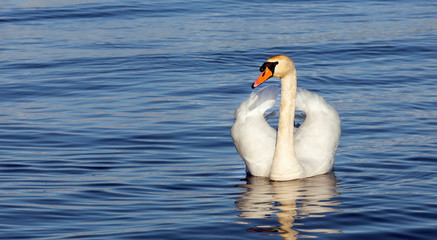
1,0,437,239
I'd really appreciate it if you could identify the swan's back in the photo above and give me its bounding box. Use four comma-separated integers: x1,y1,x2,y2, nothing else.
294,89,341,176
231,86,279,177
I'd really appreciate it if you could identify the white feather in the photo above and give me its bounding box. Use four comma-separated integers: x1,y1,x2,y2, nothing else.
231,85,279,177
231,87,341,178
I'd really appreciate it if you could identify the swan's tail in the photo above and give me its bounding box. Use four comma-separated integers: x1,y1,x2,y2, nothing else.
234,85,279,120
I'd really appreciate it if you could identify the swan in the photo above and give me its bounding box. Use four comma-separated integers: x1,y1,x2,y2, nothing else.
231,55,341,181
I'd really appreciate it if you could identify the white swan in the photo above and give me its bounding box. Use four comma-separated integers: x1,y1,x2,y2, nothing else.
231,55,341,181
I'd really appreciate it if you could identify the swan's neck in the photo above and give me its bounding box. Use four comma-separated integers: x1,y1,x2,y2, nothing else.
270,71,304,181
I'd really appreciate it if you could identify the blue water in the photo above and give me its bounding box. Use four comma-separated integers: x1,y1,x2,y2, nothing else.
1,0,437,239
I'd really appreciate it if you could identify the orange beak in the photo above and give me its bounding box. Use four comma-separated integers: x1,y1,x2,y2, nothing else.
252,67,273,89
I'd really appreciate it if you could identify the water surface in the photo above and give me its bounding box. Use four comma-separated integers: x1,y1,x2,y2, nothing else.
1,0,437,239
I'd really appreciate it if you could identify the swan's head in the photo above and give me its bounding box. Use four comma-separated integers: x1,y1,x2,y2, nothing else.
252,55,295,89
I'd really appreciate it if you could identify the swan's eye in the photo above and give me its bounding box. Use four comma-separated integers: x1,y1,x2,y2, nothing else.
260,64,267,72
259,62,279,74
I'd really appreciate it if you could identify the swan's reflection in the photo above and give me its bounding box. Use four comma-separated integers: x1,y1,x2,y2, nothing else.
236,173,341,240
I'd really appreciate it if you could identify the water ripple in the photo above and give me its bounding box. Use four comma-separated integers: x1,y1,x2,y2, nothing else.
1,0,437,239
